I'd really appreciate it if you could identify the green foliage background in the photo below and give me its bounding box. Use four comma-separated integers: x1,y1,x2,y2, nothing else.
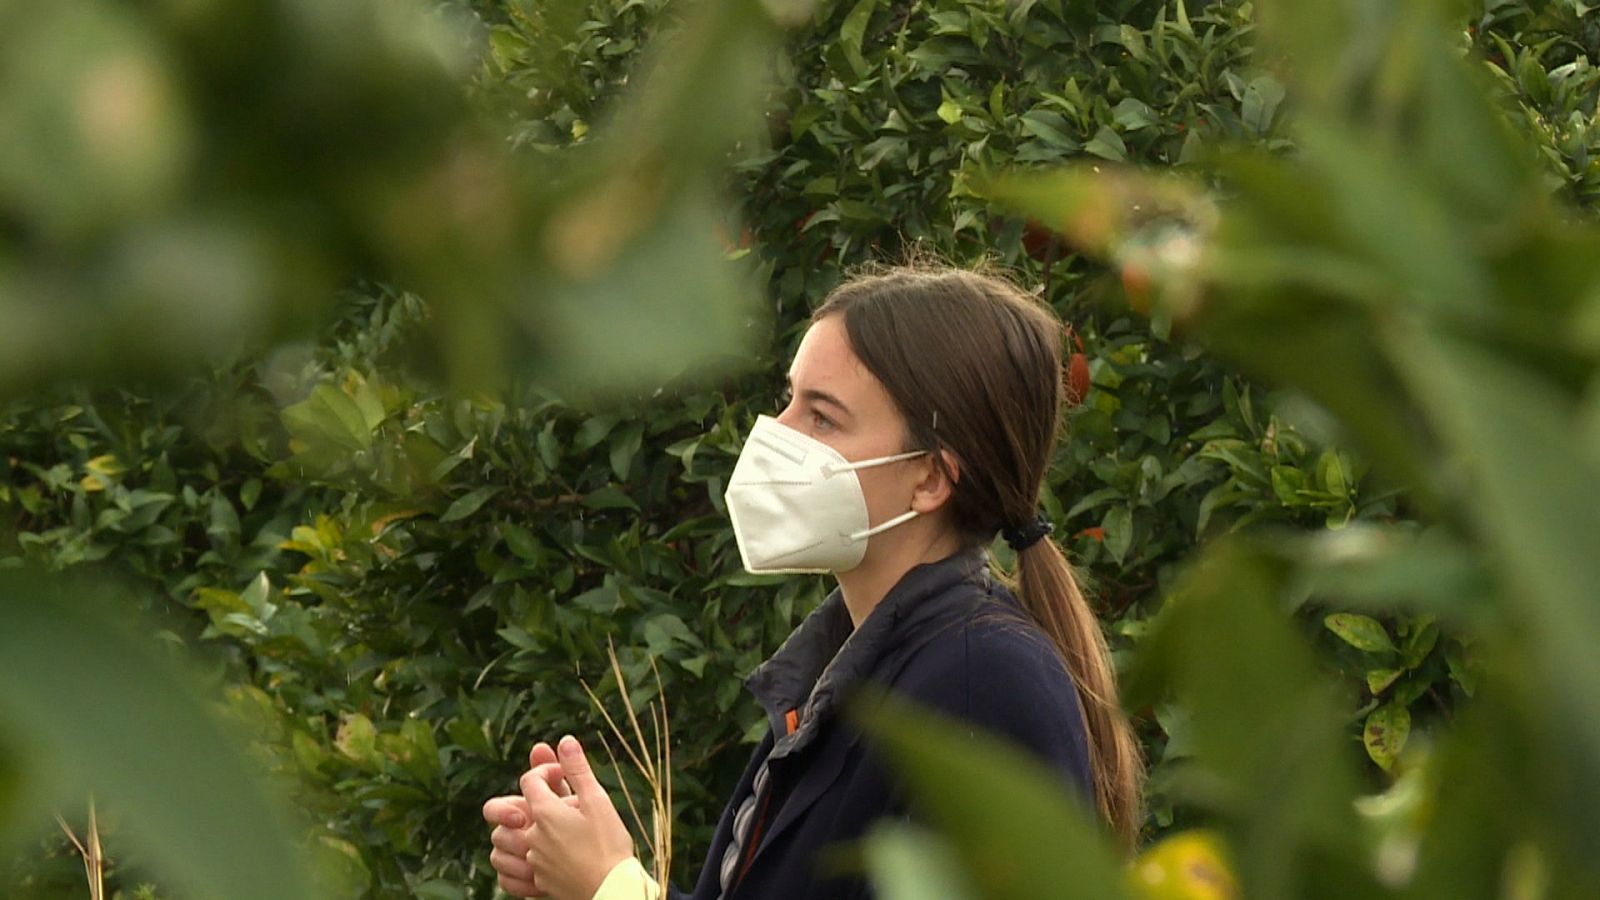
2,0,1596,896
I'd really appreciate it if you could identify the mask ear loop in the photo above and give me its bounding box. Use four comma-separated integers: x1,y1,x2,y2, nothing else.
823,448,928,478
847,508,919,542
834,448,930,540
808,430,932,539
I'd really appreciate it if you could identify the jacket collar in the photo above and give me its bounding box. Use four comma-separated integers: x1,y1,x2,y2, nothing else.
744,545,995,758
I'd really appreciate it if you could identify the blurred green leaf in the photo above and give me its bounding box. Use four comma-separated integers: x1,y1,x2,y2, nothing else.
1391,329,1600,859
860,822,981,900
0,571,321,899
1131,538,1378,898
852,693,1128,900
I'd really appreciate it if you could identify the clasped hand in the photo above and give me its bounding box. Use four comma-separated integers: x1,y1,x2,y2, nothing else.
482,736,636,899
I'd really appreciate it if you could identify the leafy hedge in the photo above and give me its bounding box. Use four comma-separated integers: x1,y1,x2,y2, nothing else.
3,0,1595,896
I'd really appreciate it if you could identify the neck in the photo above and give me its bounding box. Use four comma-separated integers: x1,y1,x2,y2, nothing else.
835,527,967,628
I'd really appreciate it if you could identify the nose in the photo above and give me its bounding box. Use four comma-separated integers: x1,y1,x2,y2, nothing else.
774,397,803,431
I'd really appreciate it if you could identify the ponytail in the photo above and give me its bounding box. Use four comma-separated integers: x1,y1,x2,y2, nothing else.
1011,536,1144,849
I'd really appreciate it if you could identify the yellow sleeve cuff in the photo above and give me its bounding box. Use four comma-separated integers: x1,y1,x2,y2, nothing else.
591,857,661,900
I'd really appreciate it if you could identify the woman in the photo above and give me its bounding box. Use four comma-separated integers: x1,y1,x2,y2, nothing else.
482,265,1144,899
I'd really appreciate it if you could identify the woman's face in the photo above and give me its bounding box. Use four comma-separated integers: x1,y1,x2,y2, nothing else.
776,314,924,532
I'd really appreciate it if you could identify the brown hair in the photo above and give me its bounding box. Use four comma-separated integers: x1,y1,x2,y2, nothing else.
812,263,1144,848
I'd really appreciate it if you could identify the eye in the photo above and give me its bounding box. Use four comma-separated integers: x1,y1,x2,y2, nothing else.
810,410,836,431
776,385,793,411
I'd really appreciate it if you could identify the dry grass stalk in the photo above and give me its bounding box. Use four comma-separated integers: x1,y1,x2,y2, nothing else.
54,799,104,900
580,639,673,891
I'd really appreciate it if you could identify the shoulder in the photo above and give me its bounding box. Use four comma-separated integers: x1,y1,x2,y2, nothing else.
882,596,1092,787
892,602,1077,717
899,610,1095,797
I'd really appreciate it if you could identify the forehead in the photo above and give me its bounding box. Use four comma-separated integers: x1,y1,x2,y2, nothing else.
790,315,870,389
788,315,861,383
788,315,896,415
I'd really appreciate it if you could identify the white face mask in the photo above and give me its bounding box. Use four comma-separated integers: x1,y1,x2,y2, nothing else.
723,415,928,574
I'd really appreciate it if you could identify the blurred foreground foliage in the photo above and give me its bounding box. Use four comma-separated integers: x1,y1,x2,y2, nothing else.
2,0,1598,897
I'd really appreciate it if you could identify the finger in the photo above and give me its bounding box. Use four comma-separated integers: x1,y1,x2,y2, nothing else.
489,824,531,856
529,760,571,798
556,734,606,804
489,846,537,883
529,740,558,770
496,869,548,898
520,766,564,813
482,794,529,829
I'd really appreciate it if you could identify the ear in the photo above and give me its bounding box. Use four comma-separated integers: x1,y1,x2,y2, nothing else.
909,448,960,515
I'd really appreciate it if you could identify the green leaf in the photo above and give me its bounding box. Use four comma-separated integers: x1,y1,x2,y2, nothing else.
1316,448,1348,497
851,694,1129,900
430,435,478,482
1117,24,1148,62
1083,125,1128,161
1323,612,1396,654
488,25,530,69
346,374,386,434
1444,642,1479,697
582,485,639,511
1240,75,1286,134
1270,465,1306,505
1365,667,1403,695
575,416,617,453
399,719,441,782
1154,702,1195,759
537,424,562,470
609,422,644,481
1112,98,1157,131
239,478,262,511
0,571,321,899
1401,619,1440,669
1363,702,1411,772
282,384,375,453
240,571,276,620
440,486,500,522
208,491,241,541
644,614,700,658
336,713,379,765
861,823,981,900
536,191,761,392
1392,332,1600,810
497,625,542,652
412,879,466,900
500,521,542,561
1065,486,1120,519
1125,538,1367,892
570,581,622,614
313,835,372,896
1102,505,1133,564
1019,109,1077,149
838,0,880,78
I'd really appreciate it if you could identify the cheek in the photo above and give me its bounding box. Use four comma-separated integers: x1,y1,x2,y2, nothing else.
855,468,911,522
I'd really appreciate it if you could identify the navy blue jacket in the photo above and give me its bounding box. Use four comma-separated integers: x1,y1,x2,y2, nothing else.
672,547,1094,900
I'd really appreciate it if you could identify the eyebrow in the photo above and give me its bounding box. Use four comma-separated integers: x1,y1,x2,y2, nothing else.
785,373,853,420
